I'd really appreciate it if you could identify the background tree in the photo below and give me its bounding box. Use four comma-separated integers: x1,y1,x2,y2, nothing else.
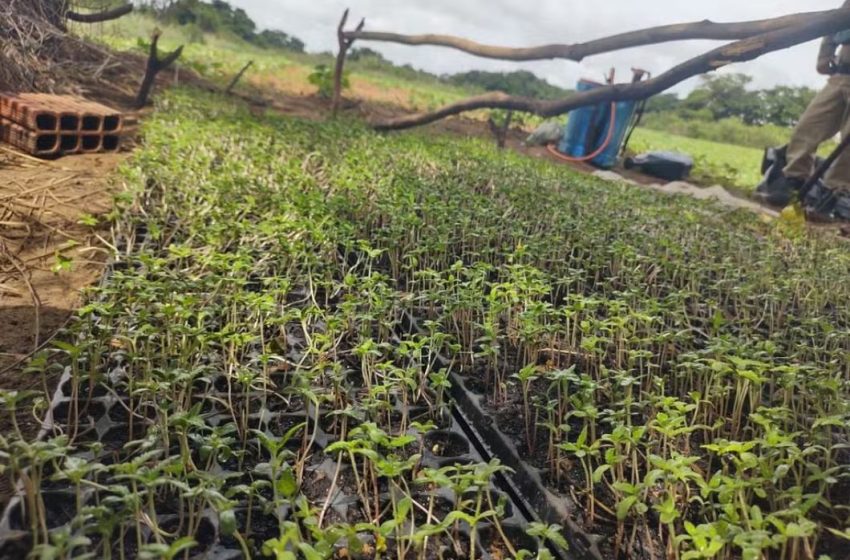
643,75,818,129
758,85,817,127
349,47,389,63
682,74,762,124
446,70,572,100
150,0,305,52
644,93,681,114
254,30,305,52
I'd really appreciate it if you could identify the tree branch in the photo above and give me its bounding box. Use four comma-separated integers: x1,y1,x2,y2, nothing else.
225,60,254,94
374,9,850,131
66,3,133,23
332,9,365,117
346,10,831,63
135,30,184,109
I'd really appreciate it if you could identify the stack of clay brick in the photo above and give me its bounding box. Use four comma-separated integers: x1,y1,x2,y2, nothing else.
0,93,123,157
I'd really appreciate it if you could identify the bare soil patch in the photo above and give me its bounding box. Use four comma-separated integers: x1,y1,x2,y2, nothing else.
0,148,127,368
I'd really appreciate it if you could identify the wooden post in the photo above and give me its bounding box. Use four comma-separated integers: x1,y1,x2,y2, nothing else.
488,110,513,149
332,9,364,117
135,29,184,110
226,60,254,94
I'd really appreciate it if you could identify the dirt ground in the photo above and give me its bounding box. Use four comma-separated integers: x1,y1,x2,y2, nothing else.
0,147,127,369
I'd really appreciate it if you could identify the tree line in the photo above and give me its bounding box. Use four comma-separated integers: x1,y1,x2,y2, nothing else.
136,0,305,51
646,73,817,128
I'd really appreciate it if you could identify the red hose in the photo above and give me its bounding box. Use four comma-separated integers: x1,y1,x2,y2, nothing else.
546,102,618,163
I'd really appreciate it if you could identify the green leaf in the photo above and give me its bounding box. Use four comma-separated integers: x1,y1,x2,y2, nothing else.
78,214,99,227
617,496,638,521
276,464,298,498
592,464,611,483
219,509,237,537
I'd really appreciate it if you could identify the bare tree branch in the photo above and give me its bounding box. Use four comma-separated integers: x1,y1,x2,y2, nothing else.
135,30,184,109
345,10,832,63
373,9,850,131
66,3,133,23
332,9,364,117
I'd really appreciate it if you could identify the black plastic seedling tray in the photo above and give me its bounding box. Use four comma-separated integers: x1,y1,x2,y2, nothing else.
449,373,603,560
1,217,595,558
398,312,601,560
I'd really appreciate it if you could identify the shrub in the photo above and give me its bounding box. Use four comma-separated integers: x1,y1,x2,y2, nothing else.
308,64,348,99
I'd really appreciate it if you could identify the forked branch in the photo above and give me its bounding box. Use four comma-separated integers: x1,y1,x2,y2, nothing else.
374,9,850,131
135,30,184,109
332,9,365,117
345,10,831,62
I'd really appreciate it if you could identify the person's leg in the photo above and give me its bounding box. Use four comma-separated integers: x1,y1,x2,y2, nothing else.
760,80,849,206
784,80,846,181
824,82,850,193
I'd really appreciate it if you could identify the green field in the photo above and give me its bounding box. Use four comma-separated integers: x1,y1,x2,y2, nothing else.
629,128,765,192
78,14,478,113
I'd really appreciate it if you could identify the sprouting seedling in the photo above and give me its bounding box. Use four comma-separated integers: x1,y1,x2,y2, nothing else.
3,435,71,546
167,402,208,472
558,425,601,526
526,522,569,552
52,455,106,513
512,364,539,454
0,390,39,441
674,521,725,560
137,537,198,560
428,368,452,417
254,423,306,515
30,525,92,560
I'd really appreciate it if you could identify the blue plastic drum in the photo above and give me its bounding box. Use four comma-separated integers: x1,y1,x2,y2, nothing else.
557,79,637,169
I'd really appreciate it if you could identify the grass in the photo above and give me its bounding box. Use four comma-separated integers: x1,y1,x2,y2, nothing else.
629,127,765,191
76,14,478,112
1,87,849,559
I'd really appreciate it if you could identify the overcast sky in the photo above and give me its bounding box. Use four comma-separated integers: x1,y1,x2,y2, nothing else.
230,0,842,94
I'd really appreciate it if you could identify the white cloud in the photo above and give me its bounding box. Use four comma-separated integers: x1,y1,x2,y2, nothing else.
232,0,841,94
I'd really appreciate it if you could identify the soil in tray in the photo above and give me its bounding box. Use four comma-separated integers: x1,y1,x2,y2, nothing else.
479,524,538,559
470,379,552,471
300,459,375,525
218,507,281,556
6,488,78,532
423,430,470,458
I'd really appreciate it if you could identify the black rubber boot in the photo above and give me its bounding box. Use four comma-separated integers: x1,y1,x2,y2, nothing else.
804,181,838,222
832,192,850,222
755,174,804,207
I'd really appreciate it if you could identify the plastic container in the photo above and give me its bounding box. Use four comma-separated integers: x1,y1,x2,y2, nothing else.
558,80,607,158
624,151,694,181
593,99,638,169
557,79,638,170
